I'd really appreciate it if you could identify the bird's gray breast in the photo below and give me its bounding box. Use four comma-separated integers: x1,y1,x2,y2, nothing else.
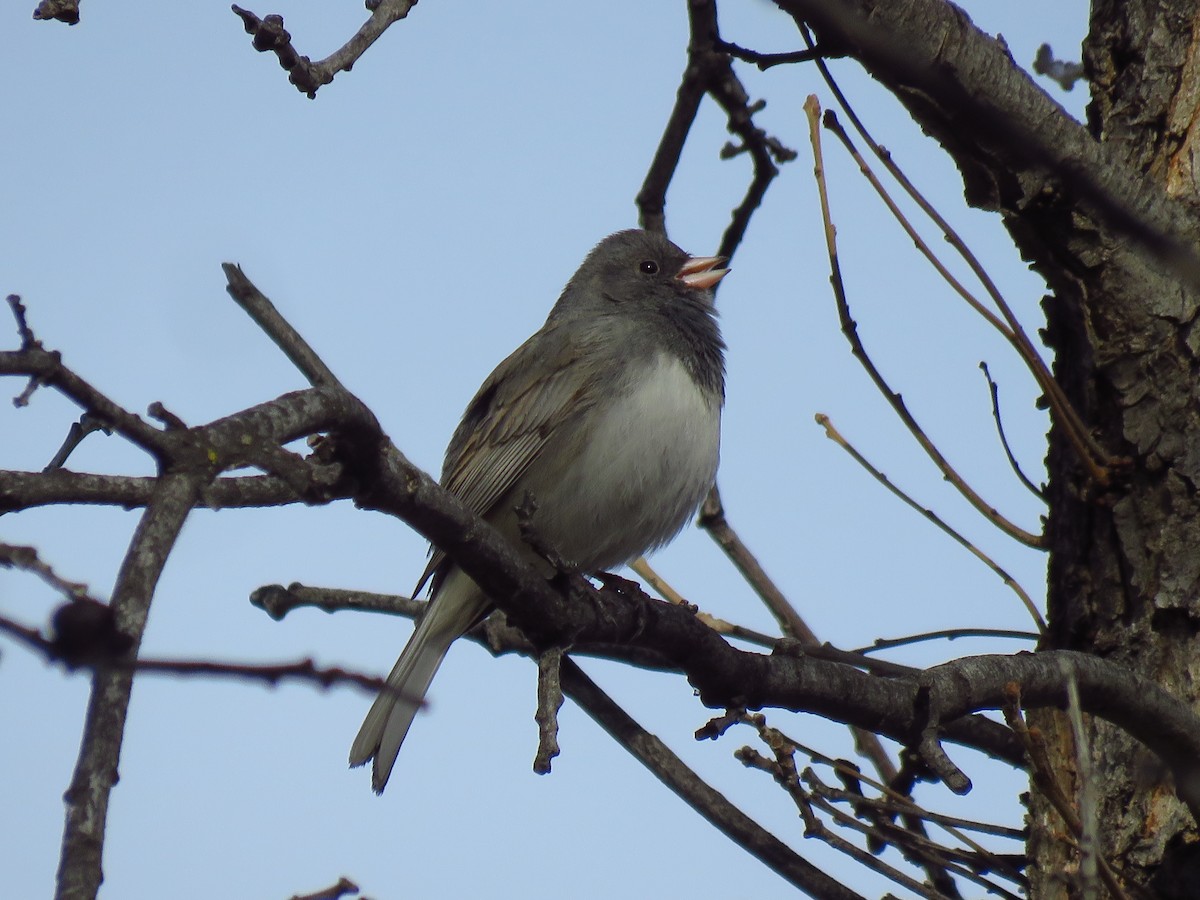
524,350,721,571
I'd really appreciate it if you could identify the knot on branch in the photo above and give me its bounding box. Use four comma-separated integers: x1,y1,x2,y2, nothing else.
231,5,333,98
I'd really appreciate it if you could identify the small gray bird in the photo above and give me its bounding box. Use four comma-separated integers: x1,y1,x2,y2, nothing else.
350,229,728,792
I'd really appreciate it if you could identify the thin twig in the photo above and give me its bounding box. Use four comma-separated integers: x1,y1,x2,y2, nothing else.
817,413,1046,633
737,744,950,899
629,556,779,648
0,609,418,699
804,771,1022,899
714,39,826,71
980,362,1047,500
855,628,1040,655
0,542,93,600
799,26,1113,483
6,294,38,349
636,0,793,262
804,96,1047,551
560,657,865,899
777,728,1026,877
697,484,817,642
820,108,1108,486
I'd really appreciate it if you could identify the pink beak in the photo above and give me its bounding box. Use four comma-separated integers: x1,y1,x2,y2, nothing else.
676,255,730,290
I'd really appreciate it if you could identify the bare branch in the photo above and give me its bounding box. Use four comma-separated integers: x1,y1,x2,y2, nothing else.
635,0,793,261
561,657,865,899
56,472,203,900
0,542,93,600
533,648,564,774
804,96,1046,550
816,413,1046,633
222,263,342,389
979,362,1046,500
855,629,1039,655
780,0,1200,293
0,347,169,456
697,484,817,643
231,1,418,99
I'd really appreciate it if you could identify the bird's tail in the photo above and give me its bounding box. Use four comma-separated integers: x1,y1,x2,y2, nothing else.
349,568,489,793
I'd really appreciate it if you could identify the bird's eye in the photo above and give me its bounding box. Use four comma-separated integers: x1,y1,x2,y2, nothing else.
639,260,659,275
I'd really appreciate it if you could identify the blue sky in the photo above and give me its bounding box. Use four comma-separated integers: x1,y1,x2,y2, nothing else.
2,2,1087,896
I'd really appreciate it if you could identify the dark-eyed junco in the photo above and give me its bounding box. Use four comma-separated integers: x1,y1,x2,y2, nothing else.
350,229,728,792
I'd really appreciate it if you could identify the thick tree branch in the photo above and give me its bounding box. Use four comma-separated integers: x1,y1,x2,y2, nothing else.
776,0,1200,285
55,473,203,900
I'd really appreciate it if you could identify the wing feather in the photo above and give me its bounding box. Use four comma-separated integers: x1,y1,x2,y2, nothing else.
413,320,599,595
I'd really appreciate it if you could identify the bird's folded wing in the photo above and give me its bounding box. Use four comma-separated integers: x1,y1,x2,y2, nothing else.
413,322,601,596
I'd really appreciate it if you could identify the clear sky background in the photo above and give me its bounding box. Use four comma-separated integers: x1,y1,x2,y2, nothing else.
3,2,1087,897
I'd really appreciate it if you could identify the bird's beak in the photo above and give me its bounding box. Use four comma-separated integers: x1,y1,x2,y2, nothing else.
676,255,729,290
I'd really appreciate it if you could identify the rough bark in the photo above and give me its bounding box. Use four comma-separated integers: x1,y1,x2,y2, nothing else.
776,0,1200,893
1032,3,1200,896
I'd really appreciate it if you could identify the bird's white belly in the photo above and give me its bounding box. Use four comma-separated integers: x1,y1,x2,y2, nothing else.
534,352,721,570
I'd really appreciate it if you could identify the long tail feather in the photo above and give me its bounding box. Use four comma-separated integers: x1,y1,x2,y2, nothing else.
349,569,489,793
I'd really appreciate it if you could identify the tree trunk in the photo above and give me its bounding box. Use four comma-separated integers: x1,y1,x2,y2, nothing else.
1033,1,1200,895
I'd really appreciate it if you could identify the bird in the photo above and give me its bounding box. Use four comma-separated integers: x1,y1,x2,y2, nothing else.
350,228,728,793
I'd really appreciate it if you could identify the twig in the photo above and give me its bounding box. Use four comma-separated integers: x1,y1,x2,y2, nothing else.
0,608,414,698
629,556,779,648
713,39,826,71
533,648,564,774
779,729,1026,880
635,0,793,264
6,294,38,349
697,484,817,643
222,264,342,389
855,628,1040,655
737,743,949,899
980,362,1046,500
0,468,330,514
745,714,1018,896
799,28,1113,483
0,346,168,456
231,1,418,98
251,582,424,621
0,542,93,600
804,769,1023,899
44,414,112,471
560,657,865,899
815,414,1046,632
819,107,1109,487
804,96,1047,551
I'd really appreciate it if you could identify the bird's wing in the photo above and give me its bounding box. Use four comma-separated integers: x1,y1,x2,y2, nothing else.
413,320,601,595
